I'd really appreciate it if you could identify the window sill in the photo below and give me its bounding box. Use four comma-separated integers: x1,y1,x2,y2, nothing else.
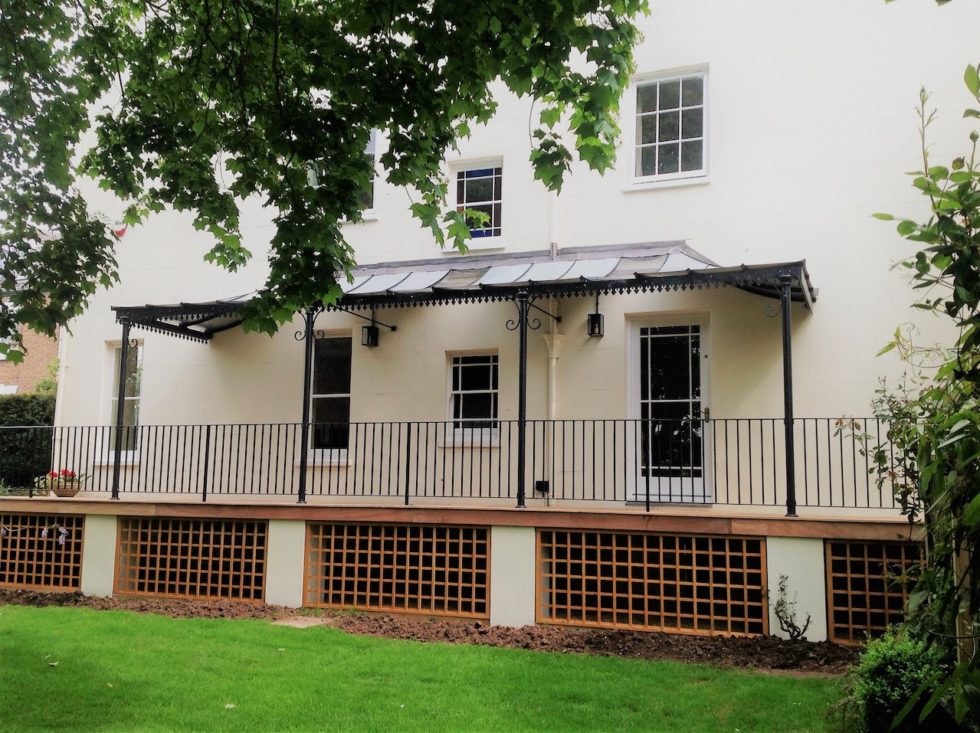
342,210,378,224
442,239,507,255
439,434,500,449
92,454,139,468
295,453,352,468
623,176,709,193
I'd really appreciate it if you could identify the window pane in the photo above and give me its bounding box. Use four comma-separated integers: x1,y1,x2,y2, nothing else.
690,332,701,401
681,108,703,140
657,143,679,174
659,80,680,109
681,141,704,172
465,203,494,232
681,76,703,107
113,345,142,400
637,84,658,113
636,146,656,177
463,177,493,203
637,115,657,145
645,334,690,400
459,362,492,391
312,397,350,449
459,393,494,424
658,111,679,142
313,337,352,395
645,402,702,477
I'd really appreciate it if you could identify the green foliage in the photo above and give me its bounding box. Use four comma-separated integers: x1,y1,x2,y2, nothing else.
33,358,59,396
846,629,953,732
0,394,55,489
0,1,649,341
869,65,980,727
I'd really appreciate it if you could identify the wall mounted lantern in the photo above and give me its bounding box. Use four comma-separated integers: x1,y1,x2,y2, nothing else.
361,324,380,347
587,294,604,338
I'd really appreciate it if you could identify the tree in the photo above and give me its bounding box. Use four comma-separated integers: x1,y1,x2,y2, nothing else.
869,64,980,727
0,0,648,358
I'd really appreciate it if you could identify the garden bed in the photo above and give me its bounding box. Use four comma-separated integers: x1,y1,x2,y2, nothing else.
0,589,858,674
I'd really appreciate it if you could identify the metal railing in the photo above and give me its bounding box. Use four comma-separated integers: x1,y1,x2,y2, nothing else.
0,418,900,512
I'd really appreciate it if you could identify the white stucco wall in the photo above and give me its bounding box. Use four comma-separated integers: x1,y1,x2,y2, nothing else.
55,0,978,432
766,536,828,642
80,514,117,597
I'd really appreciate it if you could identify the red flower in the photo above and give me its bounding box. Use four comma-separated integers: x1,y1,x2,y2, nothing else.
47,471,58,478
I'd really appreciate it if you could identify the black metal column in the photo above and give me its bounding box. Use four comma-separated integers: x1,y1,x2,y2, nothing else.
110,318,131,500
780,275,797,517
515,291,530,508
297,306,318,504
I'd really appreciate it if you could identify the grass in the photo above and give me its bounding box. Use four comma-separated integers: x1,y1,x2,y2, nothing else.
0,606,841,732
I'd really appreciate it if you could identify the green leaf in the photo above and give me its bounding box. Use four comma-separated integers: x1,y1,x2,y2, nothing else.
872,212,895,221
965,64,980,97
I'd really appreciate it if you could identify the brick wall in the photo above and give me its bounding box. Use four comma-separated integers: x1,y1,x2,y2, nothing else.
0,326,59,394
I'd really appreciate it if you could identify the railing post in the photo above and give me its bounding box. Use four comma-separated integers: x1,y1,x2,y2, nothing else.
780,275,798,517
297,306,319,505
516,291,530,508
403,422,412,506
110,318,131,501
201,424,211,503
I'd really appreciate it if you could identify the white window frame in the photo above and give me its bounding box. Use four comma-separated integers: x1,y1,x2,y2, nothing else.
627,66,709,188
446,351,499,446
444,158,505,252
626,313,711,503
101,340,143,465
359,129,379,221
308,333,352,464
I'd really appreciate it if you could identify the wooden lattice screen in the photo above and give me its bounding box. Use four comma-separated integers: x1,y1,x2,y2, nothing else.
0,512,84,591
305,523,489,618
115,518,267,601
538,530,768,636
826,540,921,643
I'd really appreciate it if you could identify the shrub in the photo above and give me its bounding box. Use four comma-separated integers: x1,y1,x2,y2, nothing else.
851,629,954,732
0,394,55,489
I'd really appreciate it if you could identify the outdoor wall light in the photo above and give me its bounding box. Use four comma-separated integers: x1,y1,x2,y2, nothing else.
361,324,380,347
587,294,604,337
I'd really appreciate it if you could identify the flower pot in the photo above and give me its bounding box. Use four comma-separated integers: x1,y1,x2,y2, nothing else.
47,477,83,498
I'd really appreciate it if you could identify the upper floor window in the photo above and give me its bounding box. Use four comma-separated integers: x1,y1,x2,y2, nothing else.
359,130,378,212
311,336,352,450
635,72,706,182
456,166,502,239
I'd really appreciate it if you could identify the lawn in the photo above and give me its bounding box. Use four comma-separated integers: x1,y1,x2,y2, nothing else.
0,606,841,732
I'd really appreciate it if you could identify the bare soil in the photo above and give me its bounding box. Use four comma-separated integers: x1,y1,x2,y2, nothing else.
0,589,858,675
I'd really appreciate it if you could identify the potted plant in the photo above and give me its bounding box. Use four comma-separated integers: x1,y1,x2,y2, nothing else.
36,469,87,498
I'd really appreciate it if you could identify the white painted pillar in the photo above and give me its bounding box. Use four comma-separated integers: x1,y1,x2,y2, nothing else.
80,514,117,597
766,536,827,642
489,525,537,627
265,519,307,608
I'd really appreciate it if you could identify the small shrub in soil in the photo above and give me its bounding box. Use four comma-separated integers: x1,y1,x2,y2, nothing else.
848,628,954,732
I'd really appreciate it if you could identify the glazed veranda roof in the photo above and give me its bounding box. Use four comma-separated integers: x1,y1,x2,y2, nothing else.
111,241,816,342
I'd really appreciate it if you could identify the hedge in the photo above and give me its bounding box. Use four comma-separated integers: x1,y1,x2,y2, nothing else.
0,394,56,490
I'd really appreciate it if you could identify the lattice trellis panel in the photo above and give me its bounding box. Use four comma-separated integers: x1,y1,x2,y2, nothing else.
0,512,84,591
305,523,489,618
826,540,921,643
538,530,768,636
115,518,267,601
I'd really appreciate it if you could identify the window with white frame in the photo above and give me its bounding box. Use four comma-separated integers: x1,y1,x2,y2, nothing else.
359,130,378,211
311,336,352,450
635,72,706,181
450,354,498,430
110,343,142,451
456,166,502,238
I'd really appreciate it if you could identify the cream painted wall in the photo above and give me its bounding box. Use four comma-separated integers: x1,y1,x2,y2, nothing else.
56,0,978,429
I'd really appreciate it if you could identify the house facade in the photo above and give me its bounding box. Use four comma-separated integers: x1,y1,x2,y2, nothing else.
2,0,976,642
